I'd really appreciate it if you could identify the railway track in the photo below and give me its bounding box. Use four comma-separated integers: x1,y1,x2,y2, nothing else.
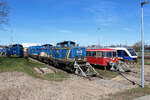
29,57,138,82
28,57,102,79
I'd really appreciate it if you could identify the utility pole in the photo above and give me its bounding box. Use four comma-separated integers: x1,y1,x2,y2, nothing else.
141,1,148,88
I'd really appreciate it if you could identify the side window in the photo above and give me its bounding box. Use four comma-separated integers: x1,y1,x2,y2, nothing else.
97,51,102,57
106,52,112,57
102,52,105,57
92,51,96,57
123,50,128,56
113,52,117,57
87,51,92,56
117,50,122,56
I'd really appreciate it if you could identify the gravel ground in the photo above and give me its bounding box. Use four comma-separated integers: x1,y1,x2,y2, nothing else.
0,71,137,100
0,63,150,100
133,95,150,100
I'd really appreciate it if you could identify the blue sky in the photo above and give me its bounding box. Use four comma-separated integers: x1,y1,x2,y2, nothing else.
0,0,150,46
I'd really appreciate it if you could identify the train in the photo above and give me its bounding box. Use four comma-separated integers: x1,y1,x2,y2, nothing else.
0,42,134,73
86,48,118,66
4,44,24,57
27,41,98,77
110,47,138,62
86,48,131,72
0,47,7,56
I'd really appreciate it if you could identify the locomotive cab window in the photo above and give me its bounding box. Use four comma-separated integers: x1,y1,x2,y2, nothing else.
128,48,137,56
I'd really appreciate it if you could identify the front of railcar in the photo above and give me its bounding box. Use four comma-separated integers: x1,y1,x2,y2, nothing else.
68,46,86,62
126,47,138,62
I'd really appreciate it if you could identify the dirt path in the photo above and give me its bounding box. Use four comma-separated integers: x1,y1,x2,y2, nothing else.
0,64,150,100
0,70,138,100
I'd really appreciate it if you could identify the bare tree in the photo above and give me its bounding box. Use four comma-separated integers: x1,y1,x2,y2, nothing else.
0,0,9,29
132,41,141,52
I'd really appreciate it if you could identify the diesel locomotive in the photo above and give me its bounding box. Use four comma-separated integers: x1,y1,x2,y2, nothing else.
6,44,24,57
27,41,98,77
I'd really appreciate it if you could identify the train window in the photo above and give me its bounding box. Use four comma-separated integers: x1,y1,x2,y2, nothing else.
128,49,137,56
113,52,117,57
117,50,122,56
92,51,96,57
123,51,128,56
97,51,102,57
106,52,112,57
86,51,91,56
70,44,75,47
102,52,105,57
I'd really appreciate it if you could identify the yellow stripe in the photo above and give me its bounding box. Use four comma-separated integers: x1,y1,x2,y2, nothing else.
66,48,71,60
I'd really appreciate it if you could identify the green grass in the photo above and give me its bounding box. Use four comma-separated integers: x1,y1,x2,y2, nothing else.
138,58,150,65
137,52,150,56
107,85,150,100
95,68,118,79
44,72,69,81
0,57,69,81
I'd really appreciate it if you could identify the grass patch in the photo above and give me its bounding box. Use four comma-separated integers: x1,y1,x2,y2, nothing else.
44,72,69,81
0,57,69,81
138,58,150,65
107,85,150,100
95,68,118,79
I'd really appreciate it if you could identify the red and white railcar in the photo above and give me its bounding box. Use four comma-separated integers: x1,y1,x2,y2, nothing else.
86,48,118,66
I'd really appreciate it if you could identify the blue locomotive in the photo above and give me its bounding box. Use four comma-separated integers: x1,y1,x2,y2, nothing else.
0,47,7,56
38,44,53,63
52,41,86,61
27,46,42,59
7,44,24,57
27,41,98,77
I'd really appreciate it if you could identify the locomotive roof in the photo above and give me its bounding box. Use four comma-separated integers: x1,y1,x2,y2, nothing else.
56,41,75,45
86,48,116,52
9,44,23,47
42,44,53,46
